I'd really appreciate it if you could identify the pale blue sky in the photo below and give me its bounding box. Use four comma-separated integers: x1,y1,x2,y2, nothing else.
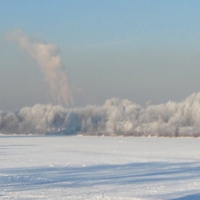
1,0,200,111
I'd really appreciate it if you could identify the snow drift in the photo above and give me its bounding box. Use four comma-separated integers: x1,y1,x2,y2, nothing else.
1,93,200,137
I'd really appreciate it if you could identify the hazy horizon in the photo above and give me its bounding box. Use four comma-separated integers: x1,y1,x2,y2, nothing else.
1,0,200,111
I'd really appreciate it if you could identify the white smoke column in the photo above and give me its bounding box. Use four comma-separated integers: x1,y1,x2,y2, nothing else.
7,30,73,106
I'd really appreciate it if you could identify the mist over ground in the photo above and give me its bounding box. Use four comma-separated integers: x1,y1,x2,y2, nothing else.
3,30,200,137
1,92,200,137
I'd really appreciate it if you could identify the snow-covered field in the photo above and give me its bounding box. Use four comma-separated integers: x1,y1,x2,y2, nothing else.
1,136,200,199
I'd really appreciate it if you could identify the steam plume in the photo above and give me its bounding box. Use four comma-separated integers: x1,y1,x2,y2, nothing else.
7,30,73,106
4,30,200,137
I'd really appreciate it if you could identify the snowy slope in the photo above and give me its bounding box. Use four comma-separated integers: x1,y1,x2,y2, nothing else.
1,136,200,199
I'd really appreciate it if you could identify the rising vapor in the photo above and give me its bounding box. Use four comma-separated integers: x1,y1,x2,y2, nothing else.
4,30,200,137
6,30,73,106
1,93,200,137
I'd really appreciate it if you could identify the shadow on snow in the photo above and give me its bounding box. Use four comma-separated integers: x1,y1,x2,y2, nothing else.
1,162,200,194
171,193,200,200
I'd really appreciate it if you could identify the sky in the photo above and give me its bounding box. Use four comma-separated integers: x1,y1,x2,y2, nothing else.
1,0,200,111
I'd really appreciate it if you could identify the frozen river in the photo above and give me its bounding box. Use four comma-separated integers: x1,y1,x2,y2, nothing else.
1,136,200,199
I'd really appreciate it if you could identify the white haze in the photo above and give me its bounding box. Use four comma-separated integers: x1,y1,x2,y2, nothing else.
6,30,73,106
3,30,200,137
1,92,200,137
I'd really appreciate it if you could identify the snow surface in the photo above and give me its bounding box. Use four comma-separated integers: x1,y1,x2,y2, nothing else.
1,136,200,199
